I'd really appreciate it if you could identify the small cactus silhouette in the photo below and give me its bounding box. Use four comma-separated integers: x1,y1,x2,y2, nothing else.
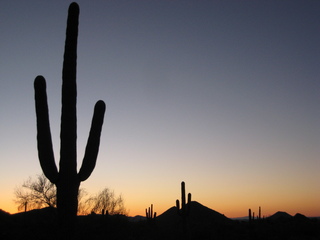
176,181,191,235
146,204,157,220
34,2,105,231
259,206,261,219
176,181,191,218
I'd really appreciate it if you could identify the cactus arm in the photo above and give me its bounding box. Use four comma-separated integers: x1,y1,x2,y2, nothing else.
78,100,106,181
187,193,191,214
176,200,180,214
34,76,59,183
60,2,79,175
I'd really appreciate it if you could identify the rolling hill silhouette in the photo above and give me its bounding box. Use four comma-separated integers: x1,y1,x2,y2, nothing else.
293,213,311,222
267,211,292,221
155,201,235,239
157,201,232,227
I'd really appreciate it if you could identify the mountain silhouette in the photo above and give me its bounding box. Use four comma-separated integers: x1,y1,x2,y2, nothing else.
267,211,292,221
293,213,310,222
157,201,232,228
10,207,57,226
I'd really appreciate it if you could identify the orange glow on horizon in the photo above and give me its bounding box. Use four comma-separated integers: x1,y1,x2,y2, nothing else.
2,200,320,218
2,189,320,218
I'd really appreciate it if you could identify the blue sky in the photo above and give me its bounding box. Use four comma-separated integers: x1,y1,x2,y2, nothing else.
0,0,319,217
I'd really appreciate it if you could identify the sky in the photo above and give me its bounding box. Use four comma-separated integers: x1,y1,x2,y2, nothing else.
0,0,319,218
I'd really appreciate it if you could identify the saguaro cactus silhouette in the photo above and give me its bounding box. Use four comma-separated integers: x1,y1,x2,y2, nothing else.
259,206,261,219
176,181,191,218
34,2,105,230
176,181,191,234
146,204,157,220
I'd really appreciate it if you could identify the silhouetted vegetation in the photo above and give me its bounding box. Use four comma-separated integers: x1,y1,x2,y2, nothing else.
3,180,320,239
84,188,127,215
1,202,319,240
33,2,105,235
14,174,56,212
4,2,316,239
146,204,157,220
176,181,191,236
145,203,157,231
13,174,126,217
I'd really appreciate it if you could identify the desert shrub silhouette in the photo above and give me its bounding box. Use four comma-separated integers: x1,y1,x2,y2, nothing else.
34,2,105,235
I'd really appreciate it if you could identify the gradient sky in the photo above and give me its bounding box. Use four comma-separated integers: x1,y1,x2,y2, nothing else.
1,0,319,218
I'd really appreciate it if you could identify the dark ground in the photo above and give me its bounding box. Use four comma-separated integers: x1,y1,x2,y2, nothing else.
1,206,319,240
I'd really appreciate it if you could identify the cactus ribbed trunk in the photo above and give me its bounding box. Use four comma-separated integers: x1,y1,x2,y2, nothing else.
58,2,79,229
56,175,80,229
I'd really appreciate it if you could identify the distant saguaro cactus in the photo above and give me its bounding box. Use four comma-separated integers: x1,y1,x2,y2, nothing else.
176,181,191,234
34,2,105,231
146,204,157,220
259,206,261,219
176,181,191,218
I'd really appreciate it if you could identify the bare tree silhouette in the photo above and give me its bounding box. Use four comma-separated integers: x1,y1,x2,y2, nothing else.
14,174,56,212
85,188,127,215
